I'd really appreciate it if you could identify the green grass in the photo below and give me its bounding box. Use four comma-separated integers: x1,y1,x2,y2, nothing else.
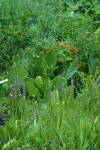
0,75,100,149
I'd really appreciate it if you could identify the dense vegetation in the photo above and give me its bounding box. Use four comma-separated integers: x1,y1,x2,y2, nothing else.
0,0,100,149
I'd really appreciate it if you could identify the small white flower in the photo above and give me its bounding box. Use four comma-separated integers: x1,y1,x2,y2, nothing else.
70,11,74,14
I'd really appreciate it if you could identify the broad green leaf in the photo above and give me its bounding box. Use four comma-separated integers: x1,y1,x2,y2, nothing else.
35,76,44,93
33,57,47,70
44,50,57,69
25,77,34,84
61,58,79,79
26,81,41,98
31,57,48,78
8,67,28,85
53,75,67,96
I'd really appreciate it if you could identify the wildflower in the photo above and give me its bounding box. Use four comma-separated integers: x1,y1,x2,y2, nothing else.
70,11,74,15
57,58,62,64
49,89,52,101
70,11,74,18
79,64,82,68
63,42,68,45
12,74,20,99
45,47,50,52
65,44,71,50
87,33,91,38
69,61,72,65
39,51,44,55
59,42,65,49
73,47,78,53
71,79,74,96
0,113,6,126
18,32,24,36
25,47,30,51
22,82,26,98
61,83,66,94
48,83,52,102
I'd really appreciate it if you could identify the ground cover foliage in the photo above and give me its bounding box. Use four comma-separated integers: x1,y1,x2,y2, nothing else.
0,0,100,149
